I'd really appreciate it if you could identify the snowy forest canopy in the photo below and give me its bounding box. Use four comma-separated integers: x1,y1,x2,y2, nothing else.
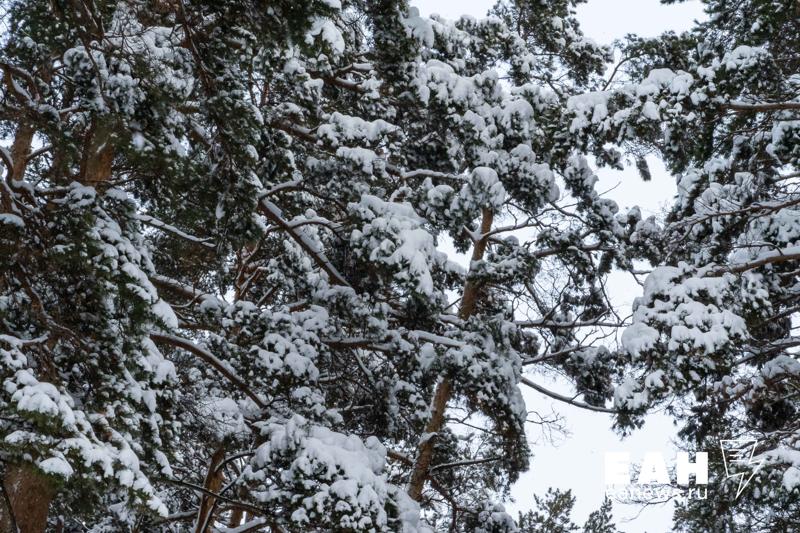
0,0,798,531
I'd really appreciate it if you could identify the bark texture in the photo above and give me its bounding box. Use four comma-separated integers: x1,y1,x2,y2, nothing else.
0,463,56,533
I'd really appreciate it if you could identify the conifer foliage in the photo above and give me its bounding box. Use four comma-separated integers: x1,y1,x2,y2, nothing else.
517,491,618,533
2,0,797,530
0,0,648,530
591,1,800,528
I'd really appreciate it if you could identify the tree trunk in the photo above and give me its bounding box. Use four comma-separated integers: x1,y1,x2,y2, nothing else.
0,463,56,533
1,127,55,531
406,208,494,501
80,119,115,185
1,124,34,212
194,445,226,533
9,124,34,184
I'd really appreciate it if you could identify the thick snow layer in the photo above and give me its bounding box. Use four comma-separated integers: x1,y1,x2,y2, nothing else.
349,195,449,297
306,18,345,55
247,415,419,531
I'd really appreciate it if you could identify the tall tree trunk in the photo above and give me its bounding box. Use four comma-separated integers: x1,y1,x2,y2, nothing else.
194,445,226,533
2,123,34,211
0,463,56,533
0,116,115,532
80,119,115,185
9,124,34,184
407,208,494,501
1,124,58,533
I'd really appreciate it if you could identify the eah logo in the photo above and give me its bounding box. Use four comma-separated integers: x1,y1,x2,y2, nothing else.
604,451,708,486
720,439,764,499
604,441,764,501
604,451,708,501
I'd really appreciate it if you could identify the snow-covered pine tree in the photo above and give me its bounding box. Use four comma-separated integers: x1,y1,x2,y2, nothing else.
517,491,617,533
559,0,800,528
517,488,579,533
0,0,646,530
582,497,617,533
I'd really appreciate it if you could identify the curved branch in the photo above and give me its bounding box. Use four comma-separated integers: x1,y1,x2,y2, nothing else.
516,318,624,329
137,214,216,249
711,248,800,275
429,456,502,473
723,101,800,112
156,477,265,516
520,377,617,414
259,199,350,287
150,332,266,410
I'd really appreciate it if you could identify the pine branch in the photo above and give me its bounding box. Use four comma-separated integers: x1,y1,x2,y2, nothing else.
150,333,267,410
258,199,350,287
723,101,800,112
520,377,617,414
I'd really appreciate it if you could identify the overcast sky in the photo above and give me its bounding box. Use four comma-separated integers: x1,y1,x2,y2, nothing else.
411,1,707,531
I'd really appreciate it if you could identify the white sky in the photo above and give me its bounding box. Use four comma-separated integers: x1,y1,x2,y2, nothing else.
411,1,707,531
